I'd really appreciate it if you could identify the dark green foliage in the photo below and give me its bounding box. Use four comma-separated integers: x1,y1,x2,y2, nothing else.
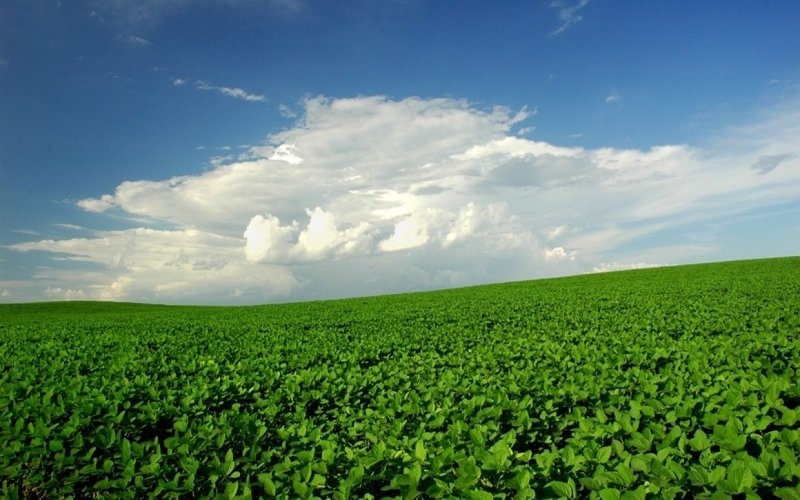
1,257,799,498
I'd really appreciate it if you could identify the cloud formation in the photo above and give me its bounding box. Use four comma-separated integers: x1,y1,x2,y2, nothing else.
194,80,267,102
9,95,800,303
751,153,797,175
124,35,151,46
550,0,592,36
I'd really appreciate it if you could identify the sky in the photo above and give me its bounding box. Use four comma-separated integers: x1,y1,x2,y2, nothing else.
1,1,799,304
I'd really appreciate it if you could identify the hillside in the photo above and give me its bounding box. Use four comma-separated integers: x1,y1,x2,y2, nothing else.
1,257,799,498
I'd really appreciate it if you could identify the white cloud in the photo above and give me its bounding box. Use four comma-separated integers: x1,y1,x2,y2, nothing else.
592,262,664,273
55,223,86,231
1,289,11,298
243,207,371,263
544,246,577,261
243,214,298,263
193,80,267,103
443,203,481,248
547,225,567,240
550,0,592,36
751,153,797,175
269,143,303,165
279,104,298,119
45,287,86,300
13,227,297,302
379,216,431,252
173,78,187,86
517,126,535,136
125,35,151,46
606,92,621,104
296,208,371,260
77,194,116,213
11,94,800,303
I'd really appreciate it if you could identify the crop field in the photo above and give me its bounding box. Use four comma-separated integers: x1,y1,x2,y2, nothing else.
1,257,799,499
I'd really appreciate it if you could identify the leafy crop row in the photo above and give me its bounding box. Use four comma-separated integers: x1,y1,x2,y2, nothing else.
1,257,799,498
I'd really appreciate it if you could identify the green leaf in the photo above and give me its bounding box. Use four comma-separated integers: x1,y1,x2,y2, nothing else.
225,481,239,497
598,489,621,500
688,466,708,486
347,465,364,485
548,479,576,499
258,473,277,496
620,488,647,500
292,475,309,496
174,419,187,433
408,462,422,485
121,438,131,462
766,380,783,407
596,446,613,463
708,466,725,483
579,476,603,491
726,463,755,493
470,428,485,448
297,449,315,464
464,490,494,500
780,408,797,426
747,460,767,477
507,469,531,490
415,440,427,462
490,441,513,470
689,429,710,451
660,486,682,500
630,455,649,473
616,464,635,487
455,461,480,490
611,440,627,458
774,487,800,500
534,450,557,470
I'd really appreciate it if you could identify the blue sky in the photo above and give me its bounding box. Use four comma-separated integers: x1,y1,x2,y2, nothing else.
1,0,799,304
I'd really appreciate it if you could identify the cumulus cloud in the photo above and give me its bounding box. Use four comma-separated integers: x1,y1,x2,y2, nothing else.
379,216,431,252
544,246,577,261
77,194,116,213
243,208,371,263
13,227,297,302
269,143,303,165
10,94,800,303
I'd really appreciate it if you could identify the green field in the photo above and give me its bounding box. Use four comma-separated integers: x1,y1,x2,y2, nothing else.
1,257,799,499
